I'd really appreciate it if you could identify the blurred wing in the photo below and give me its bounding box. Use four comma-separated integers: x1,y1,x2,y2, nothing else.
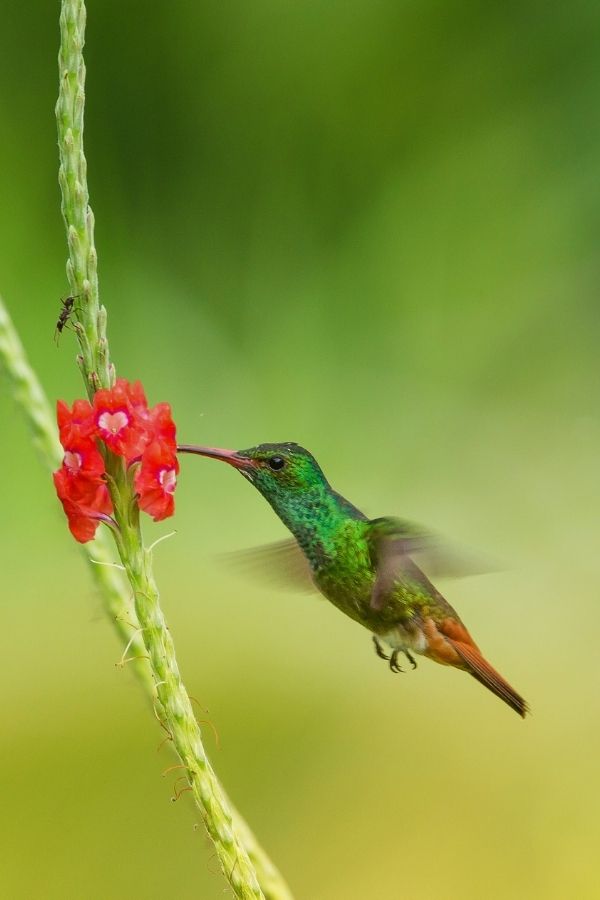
217,538,317,593
367,517,499,611
370,534,430,611
411,541,500,579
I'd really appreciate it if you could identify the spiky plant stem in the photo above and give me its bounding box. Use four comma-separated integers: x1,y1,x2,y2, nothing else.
0,297,149,686
0,297,292,899
49,2,293,897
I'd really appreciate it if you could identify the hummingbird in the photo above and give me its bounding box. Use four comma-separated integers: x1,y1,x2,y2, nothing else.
178,442,528,718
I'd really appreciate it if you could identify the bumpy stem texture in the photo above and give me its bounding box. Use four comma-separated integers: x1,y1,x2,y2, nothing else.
0,297,148,683
0,296,292,899
52,2,292,897
56,0,110,393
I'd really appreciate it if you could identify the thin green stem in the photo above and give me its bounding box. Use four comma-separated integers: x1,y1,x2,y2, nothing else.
0,296,145,684
0,296,293,899
56,0,109,394
51,1,293,897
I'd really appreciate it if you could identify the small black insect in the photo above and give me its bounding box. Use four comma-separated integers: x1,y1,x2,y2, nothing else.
54,295,77,344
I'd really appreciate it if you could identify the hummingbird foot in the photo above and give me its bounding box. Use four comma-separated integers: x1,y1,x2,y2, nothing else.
373,637,411,673
389,650,404,674
403,650,417,670
372,635,390,662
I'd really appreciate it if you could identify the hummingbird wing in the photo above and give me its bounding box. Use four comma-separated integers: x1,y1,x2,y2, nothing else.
220,521,497,599
366,517,496,611
217,539,317,593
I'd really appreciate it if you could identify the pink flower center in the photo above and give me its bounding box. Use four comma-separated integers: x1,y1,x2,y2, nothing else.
98,410,129,435
159,468,177,494
64,451,82,473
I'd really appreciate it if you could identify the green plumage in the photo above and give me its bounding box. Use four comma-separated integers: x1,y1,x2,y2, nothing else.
233,442,453,635
178,440,529,716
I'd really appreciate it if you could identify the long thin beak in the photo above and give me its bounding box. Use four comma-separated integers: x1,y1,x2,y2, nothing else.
177,444,253,471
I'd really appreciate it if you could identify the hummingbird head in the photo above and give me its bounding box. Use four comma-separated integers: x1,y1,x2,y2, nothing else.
177,441,329,503
178,441,366,554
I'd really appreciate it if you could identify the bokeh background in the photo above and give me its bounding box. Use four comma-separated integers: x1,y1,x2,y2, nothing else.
1,1,600,897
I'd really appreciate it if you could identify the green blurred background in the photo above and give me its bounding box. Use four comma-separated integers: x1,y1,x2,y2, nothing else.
1,1,600,897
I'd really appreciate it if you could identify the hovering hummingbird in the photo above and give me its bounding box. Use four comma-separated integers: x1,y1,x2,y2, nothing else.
178,442,528,717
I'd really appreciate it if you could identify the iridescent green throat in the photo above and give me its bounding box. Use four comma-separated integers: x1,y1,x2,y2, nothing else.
237,443,367,570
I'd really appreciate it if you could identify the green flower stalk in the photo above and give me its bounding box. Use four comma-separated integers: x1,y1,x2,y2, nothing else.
56,0,109,394
48,1,294,897
0,297,148,687
0,298,292,900
0,296,293,900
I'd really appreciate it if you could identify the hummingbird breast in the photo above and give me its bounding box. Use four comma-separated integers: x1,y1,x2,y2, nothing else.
378,623,429,655
307,519,435,642
310,521,384,626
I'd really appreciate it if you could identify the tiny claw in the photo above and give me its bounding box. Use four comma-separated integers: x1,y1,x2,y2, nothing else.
372,635,390,662
404,650,418,670
389,650,404,674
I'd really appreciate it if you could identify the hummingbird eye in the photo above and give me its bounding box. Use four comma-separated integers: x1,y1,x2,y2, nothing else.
268,456,285,471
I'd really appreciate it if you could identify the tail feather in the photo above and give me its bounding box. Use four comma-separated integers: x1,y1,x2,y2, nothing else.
449,640,529,718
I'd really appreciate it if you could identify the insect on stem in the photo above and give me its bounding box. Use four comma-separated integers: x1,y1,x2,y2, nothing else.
54,294,80,344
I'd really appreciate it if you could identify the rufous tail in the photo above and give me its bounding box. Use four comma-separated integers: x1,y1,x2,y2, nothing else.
449,639,529,718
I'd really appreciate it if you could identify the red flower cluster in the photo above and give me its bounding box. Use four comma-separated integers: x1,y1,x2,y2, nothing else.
53,378,178,542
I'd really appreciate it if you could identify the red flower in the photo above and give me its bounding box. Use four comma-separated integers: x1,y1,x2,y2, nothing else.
53,470,112,542
54,377,179,541
135,441,179,521
54,407,112,542
60,434,105,484
92,380,147,461
57,398,94,445
121,378,148,410
148,402,176,450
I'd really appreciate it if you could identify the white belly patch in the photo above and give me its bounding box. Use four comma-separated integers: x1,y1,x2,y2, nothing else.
378,626,427,655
